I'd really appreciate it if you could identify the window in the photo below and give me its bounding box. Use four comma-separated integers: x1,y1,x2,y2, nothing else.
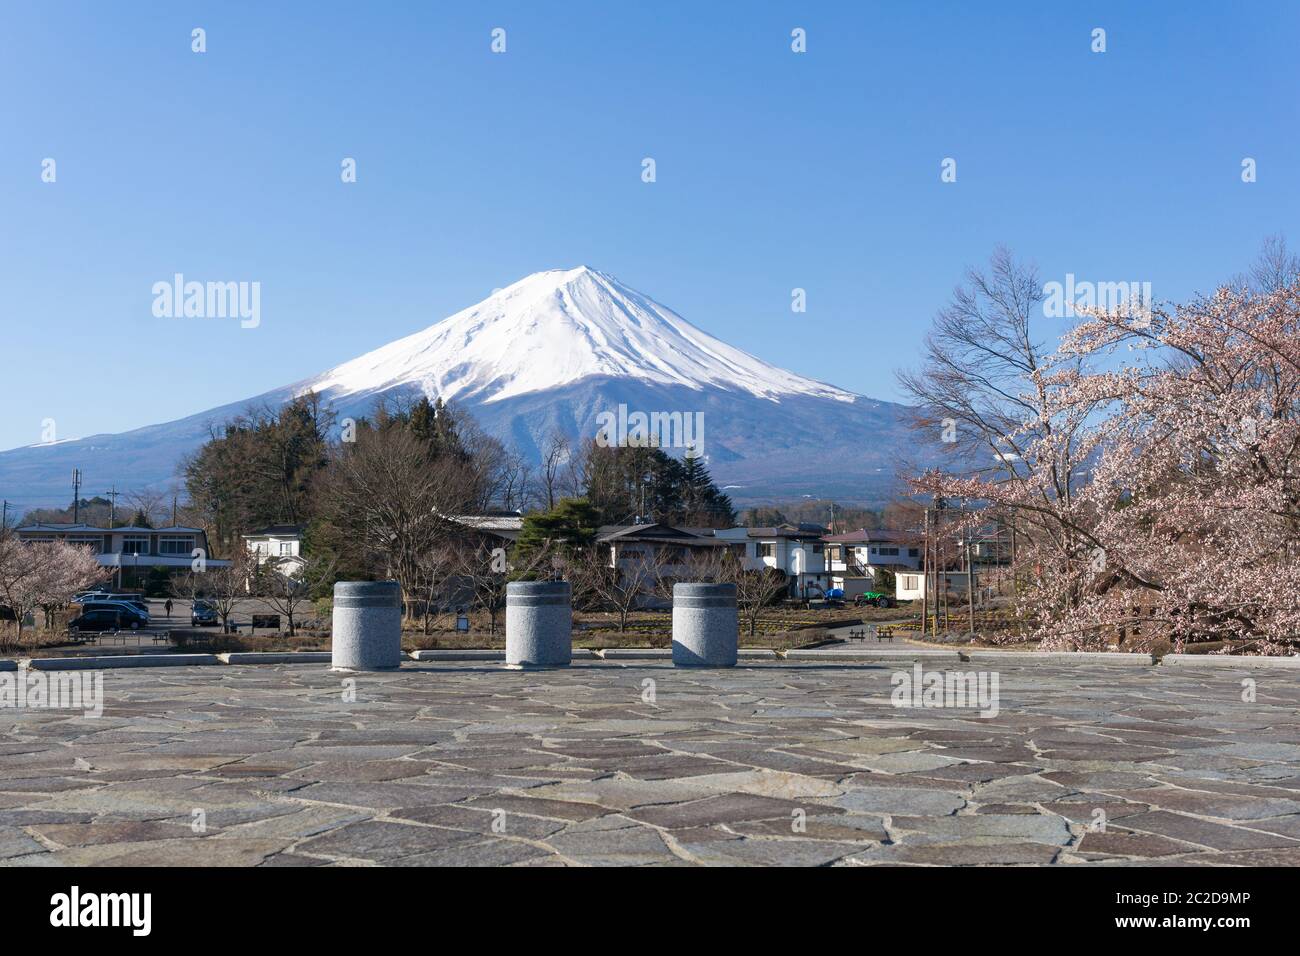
903,575,919,590
758,543,775,558
909,548,919,557
279,542,293,556
878,546,900,557
121,536,149,555
159,537,194,555
68,536,103,553
811,544,823,554
826,545,842,561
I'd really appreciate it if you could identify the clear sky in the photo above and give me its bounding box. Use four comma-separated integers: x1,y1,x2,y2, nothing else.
2,1,1297,452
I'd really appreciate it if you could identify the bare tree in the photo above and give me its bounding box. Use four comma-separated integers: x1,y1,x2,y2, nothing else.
494,450,535,513
124,487,168,527
571,539,668,633
896,247,1063,484
409,545,457,634
455,538,553,636
661,547,785,637
719,556,789,638
315,426,477,615
540,430,571,510
253,554,334,636
172,552,249,633
1247,234,1300,293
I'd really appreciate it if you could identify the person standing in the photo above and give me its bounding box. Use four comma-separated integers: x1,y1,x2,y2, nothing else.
164,598,174,618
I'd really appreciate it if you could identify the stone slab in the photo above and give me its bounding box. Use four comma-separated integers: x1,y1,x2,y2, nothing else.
25,654,219,670
1160,654,1300,669
961,650,1156,665
218,653,333,665
408,649,505,662
784,647,961,661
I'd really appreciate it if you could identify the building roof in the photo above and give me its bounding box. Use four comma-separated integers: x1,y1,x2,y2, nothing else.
17,524,206,534
452,515,525,532
823,528,923,545
242,525,305,538
93,554,231,568
743,523,827,540
596,523,721,545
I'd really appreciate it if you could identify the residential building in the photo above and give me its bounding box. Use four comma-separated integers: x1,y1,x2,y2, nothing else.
597,523,724,568
896,570,972,602
450,511,525,546
713,524,828,598
593,523,727,607
242,525,306,572
823,529,923,592
14,523,229,588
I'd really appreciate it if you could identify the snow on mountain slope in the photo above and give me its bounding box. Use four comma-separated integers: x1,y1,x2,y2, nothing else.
0,266,918,510
306,266,857,406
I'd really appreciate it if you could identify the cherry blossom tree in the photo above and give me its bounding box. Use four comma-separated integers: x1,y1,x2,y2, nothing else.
0,538,104,642
912,277,1300,653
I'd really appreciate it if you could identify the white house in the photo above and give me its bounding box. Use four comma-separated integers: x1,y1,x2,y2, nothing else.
242,525,305,575
823,529,923,592
896,570,973,602
713,524,828,598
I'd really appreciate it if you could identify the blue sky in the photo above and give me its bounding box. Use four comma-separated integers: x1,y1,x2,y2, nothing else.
2,1,1297,453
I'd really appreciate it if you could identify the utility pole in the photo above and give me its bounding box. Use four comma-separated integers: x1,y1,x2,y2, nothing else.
171,494,178,527
105,487,120,529
72,469,82,523
922,507,930,639
1,499,8,531
966,533,975,637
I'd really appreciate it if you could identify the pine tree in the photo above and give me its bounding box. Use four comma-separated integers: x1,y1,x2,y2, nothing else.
513,498,600,567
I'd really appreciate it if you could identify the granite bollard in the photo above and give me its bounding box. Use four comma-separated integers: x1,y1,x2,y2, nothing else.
506,581,572,668
331,581,403,671
672,582,738,667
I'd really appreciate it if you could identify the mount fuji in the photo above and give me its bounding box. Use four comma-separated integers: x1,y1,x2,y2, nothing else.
0,267,919,509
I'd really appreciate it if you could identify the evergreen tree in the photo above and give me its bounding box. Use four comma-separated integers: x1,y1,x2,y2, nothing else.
582,441,733,527
513,498,600,567
678,453,735,527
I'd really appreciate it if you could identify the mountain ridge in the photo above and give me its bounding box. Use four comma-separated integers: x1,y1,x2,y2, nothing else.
0,267,919,510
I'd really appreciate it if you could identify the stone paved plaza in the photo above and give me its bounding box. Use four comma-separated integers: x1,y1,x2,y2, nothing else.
3,660,1300,866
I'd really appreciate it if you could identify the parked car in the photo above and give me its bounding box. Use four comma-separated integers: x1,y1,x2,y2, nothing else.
69,606,148,632
73,592,148,613
191,600,219,627
79,600,150,622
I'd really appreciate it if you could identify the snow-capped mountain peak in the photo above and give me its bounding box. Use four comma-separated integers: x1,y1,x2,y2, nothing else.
306,266,858,406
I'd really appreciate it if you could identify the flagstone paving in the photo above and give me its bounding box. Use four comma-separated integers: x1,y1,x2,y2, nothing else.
2,660,1299,866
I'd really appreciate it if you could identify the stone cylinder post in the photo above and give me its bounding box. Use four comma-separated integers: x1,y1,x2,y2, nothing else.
672,582,738,667
506,581,572,668
331,581,403,671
